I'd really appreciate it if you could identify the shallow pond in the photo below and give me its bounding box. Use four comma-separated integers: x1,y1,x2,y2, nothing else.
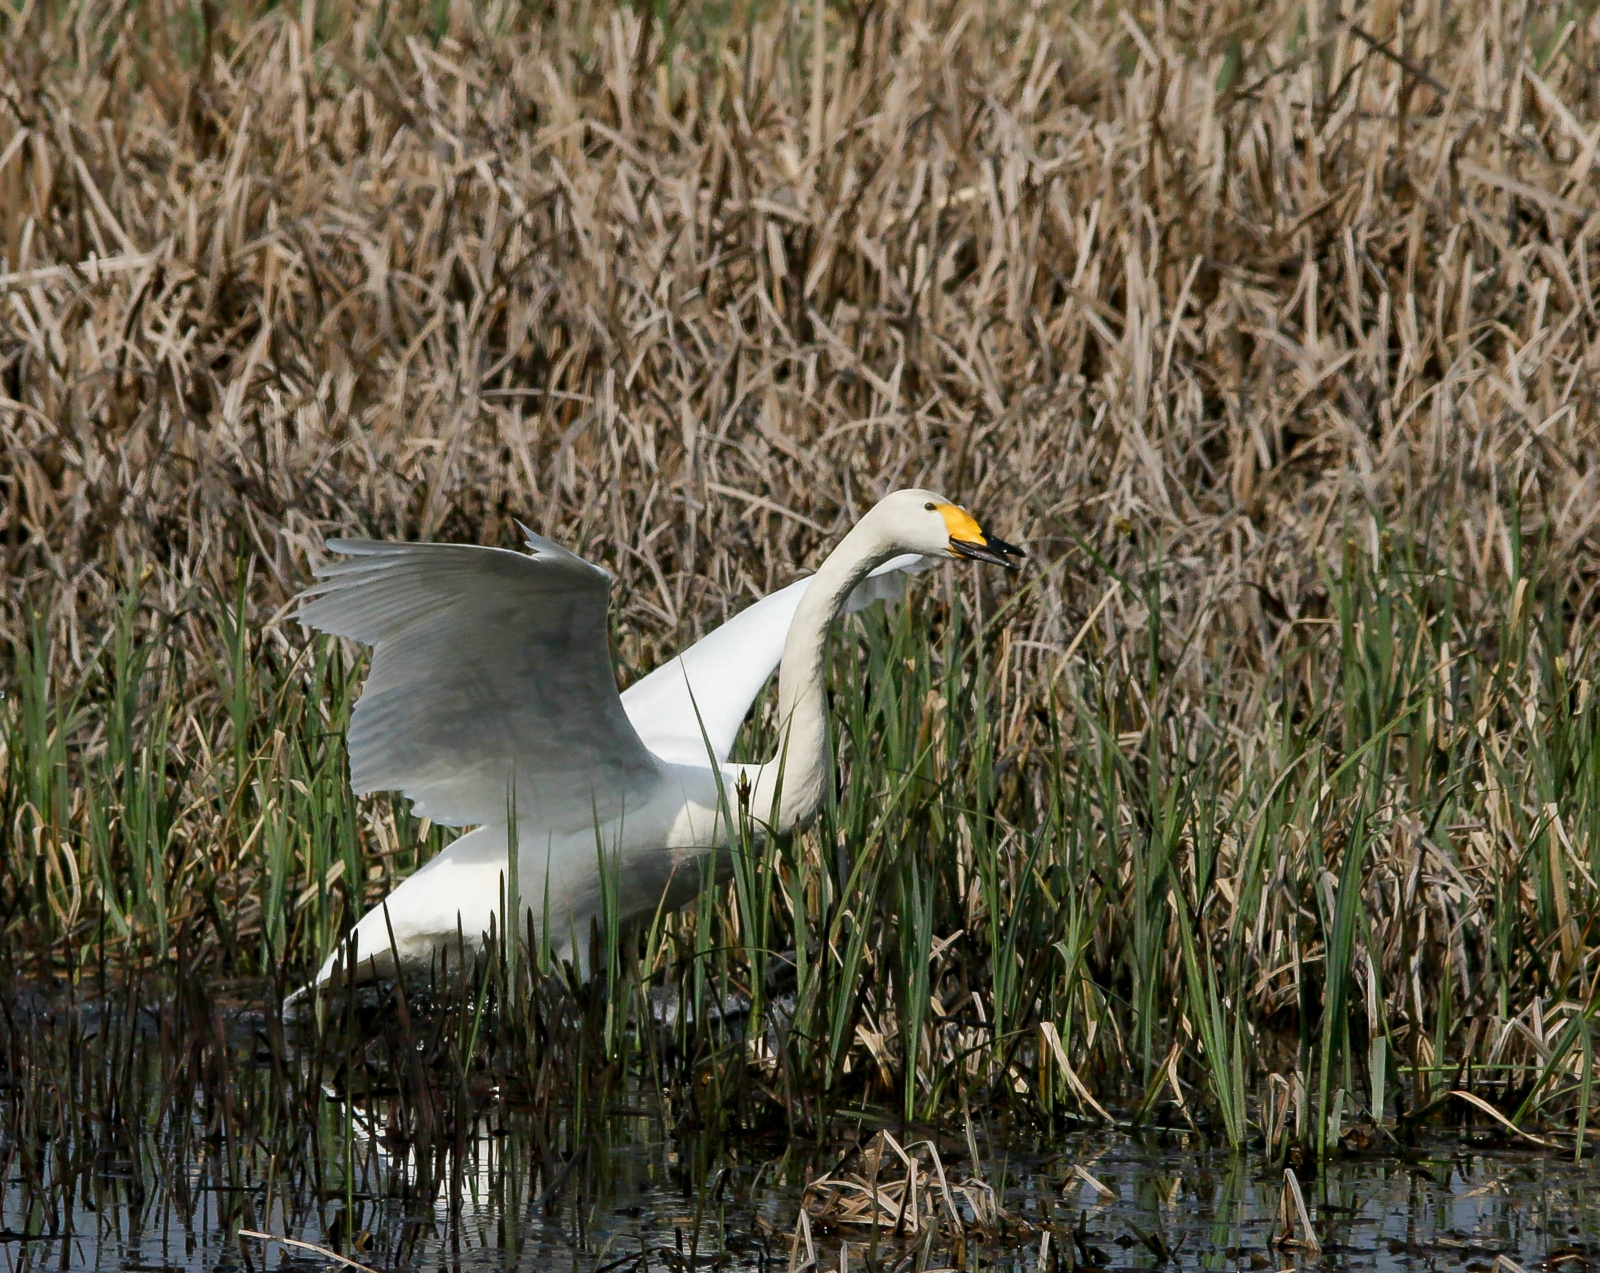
1,984,1596,1273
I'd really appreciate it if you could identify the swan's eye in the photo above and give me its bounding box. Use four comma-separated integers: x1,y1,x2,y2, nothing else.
924,502,936,511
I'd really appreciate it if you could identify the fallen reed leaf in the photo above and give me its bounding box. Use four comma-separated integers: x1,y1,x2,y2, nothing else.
1449,1091,1559,1149
1067,1164,1117,1201
238,1228,382,1273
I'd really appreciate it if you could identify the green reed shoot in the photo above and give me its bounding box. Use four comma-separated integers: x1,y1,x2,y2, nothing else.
4,530,1600,1151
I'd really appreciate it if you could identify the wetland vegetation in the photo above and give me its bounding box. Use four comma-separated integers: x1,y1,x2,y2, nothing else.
3,0,1600,1265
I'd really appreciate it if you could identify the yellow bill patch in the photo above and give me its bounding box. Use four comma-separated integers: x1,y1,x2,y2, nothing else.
937,503,985,546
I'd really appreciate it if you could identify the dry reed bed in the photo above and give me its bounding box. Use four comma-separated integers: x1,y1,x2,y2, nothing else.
4,0,1600,1131
3,0,1595,645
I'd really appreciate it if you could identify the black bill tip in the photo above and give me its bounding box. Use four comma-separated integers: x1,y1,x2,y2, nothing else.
950,531,1026,570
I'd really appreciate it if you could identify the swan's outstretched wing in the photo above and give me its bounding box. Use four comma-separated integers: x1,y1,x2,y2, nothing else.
297,530,665,829
622,554,937,767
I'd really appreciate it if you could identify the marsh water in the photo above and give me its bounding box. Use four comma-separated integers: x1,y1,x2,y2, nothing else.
2,985,1596,1273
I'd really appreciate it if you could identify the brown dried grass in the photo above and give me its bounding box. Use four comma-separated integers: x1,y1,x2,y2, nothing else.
3,0,1596,675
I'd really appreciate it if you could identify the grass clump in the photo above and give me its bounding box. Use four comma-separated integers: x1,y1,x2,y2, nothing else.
3,0,1600,1156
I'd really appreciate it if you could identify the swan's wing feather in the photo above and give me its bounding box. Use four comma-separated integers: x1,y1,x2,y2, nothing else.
620,577,808,768
840,552,938,614
298,538,663,828
621,554,938,767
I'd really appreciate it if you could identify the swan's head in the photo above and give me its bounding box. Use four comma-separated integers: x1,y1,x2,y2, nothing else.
871,489,1026,570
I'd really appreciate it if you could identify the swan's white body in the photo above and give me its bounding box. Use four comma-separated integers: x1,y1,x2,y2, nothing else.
298,490,1021,985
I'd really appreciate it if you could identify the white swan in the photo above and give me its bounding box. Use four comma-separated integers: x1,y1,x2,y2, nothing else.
297,488,1024,985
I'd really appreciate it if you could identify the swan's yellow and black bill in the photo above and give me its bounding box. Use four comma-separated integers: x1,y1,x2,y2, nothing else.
936,504,1026,570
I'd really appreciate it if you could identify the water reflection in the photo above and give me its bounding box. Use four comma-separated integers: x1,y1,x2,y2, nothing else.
6,1117,1596,1271
1,989,1596,1273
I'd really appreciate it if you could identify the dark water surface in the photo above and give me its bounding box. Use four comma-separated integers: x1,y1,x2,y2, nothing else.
2,985,1596,1273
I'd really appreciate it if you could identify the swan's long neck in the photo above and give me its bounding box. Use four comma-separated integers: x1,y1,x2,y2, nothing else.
749,520,895,834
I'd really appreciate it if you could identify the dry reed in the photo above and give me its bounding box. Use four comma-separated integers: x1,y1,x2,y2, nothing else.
3,0,1593,659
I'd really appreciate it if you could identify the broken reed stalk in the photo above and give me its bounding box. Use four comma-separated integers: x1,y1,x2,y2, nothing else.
1274,1168,1322,1255
3,0,1600,1143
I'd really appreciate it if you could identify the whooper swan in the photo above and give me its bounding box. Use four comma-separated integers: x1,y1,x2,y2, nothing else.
297,488,1023,985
